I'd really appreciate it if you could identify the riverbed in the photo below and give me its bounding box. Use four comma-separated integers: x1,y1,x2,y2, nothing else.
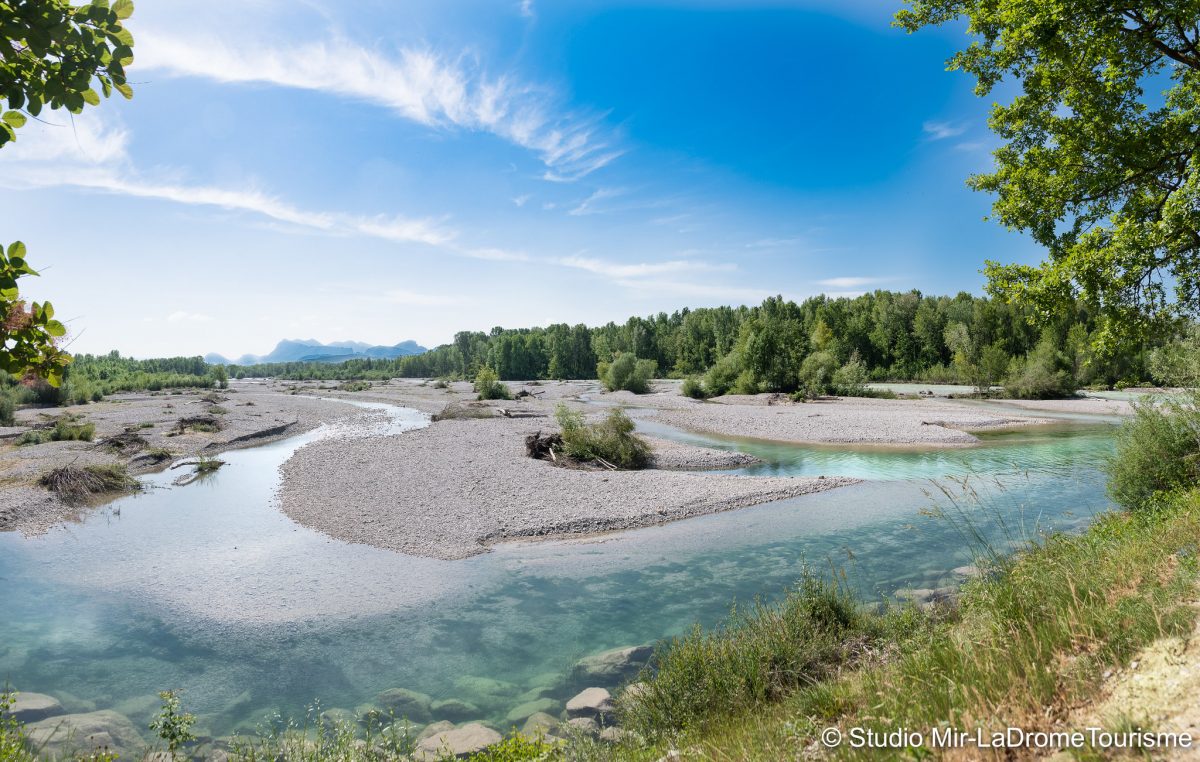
0,391,1118,744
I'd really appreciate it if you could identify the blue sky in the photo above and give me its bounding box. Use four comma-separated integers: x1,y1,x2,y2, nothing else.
0,0,1042,358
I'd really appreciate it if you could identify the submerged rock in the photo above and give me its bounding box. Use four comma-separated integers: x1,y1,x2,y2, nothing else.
520,711,559,736
564,717,600,737
374,688,433,723
414,722,501,760
565,687,613,720
25,710,144,759
415,720,456,742
503,697,560,726
8,692,63,723
431,698,479,723
573,645,654,684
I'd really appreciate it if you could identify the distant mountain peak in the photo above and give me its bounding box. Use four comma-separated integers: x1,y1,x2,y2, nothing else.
207,339,427,365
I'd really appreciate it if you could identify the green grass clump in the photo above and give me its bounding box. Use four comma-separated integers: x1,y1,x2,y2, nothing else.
336,381,372,393
16,415,95,445
555,404,651,469
619,576,877,739
474,368,512,400
0,392,14,427
1107,391,1200,511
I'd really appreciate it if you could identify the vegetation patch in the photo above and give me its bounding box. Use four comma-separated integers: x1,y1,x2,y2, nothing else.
433,402,497,421
550,404,650,470
474,367,511,400
599,352,656,394
336,381,372,392
16,415,96,445
176,414,224,434
38,464,140,502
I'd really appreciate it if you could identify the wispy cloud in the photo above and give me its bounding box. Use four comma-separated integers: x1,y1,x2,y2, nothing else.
518,0,535,18
137,31,621,180
557,254,734,279
816,276,887,289
568,187,624,216
511,194,531,207
922,120,967,141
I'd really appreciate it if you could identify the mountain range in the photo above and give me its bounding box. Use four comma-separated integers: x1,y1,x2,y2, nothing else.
205,339,427,366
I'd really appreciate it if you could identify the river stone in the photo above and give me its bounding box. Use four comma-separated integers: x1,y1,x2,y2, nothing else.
25,710,144,759
452,676,518,702
415,720,456,742
564,717,600,737
520,711,559,736
573,645,654,683
8,692,63,723
319,707,358,728
503,698,560,726
953,565,983,578
565,687,613,720
414,722,502,760
600,726,629,744
431,698,479,723
514,684,556,704
374,688,432,723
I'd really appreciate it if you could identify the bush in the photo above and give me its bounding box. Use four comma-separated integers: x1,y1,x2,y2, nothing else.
598,352,657,394
619,576,874,738
703,350,744,396
798,351,838,397
474,367,512,400
831,353,869,396
0,392,13,426
555,404,651,469
16,415,95,445
1004,337,1077,399
680,377,708,399
1107,392,1200,511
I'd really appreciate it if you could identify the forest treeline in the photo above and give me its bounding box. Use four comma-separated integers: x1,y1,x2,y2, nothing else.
231,291,1186,398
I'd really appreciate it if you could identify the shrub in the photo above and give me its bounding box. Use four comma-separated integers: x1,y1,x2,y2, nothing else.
474,368,512,400
1107,392,1200,511
149,690,197,754
0,392,14,427
16,416,95,445
1004,337,1077,399
703,350,744,396
599,352,656,394
555,404,651,469
798,351,838,397
619,575,874,739
680,377,708,399
831,353,869,396
336,381,372,393
431,378,449,389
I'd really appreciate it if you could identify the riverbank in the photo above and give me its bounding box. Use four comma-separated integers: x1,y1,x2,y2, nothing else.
0,384,360,535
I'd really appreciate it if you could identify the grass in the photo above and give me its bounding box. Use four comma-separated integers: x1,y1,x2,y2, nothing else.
38,464,140,502
16,415,96,445
209,405,229,415
337,381,373,393
193,455,224,473
555,404,651,469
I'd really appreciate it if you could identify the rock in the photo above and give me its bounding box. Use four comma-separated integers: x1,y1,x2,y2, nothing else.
573,645,654,683
453,676,517,698
503,698,560,726
565,687,613,720
514,685,556,704
952,565,982,578
431,698,480,723
564,717,600,737
413,722,502,760
374,688,433,723
319,707,358,728
896,587,957,607
415,720,456,742
520,711,559,736
8,692,63,723
600,726,628,744
622,682,649,703
25,710,144,759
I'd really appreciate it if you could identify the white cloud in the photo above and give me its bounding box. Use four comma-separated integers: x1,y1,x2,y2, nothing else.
167,311,213,323
0,111,129,164
815,276,885,289
922,121,967,141
511,194,531,207
557,255,734,279
136,31,621,180
519,0,535,18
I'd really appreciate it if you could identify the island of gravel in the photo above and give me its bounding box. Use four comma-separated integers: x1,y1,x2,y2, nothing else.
276,378,1061,560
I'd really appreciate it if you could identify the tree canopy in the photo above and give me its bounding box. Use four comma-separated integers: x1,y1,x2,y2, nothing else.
0,0,135,383
897,1,1200,353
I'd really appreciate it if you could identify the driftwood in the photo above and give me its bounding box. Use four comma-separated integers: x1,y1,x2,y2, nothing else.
203,421,297,450
170,458,226,470
98,429,148,453
525,431,563,461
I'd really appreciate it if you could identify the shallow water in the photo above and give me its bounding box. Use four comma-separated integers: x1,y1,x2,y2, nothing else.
0,401,1116,739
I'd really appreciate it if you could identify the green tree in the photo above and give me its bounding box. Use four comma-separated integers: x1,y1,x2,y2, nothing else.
2,0,136,382
898,1,1200,353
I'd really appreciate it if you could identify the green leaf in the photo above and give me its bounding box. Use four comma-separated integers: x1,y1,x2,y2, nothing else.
82,88,100,106
7,241,26,259
113,0,134,19
115,82,133,99
42,302,54,320
45,320,66,338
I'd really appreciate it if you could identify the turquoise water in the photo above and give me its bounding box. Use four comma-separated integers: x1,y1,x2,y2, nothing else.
0,404,1117,740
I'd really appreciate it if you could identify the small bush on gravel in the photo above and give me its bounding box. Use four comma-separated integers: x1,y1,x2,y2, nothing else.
16,415,95,445
38,464,140,502
474,368,512,400
0,391,14,426
598,352,656,394
555,404,650,469
1107,391,1200,511
680,377,708,399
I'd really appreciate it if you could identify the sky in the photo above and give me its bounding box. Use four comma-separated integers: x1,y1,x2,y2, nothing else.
0,0,1044,359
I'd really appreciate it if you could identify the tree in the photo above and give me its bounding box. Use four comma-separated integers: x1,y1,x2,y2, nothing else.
897,1,1200,354
1,0,136,382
